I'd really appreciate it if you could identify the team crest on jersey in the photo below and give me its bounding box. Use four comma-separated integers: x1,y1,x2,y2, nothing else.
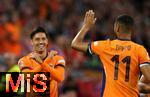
18,60,24,68
94,41,98,46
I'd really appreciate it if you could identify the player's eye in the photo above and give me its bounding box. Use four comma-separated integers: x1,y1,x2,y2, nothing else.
35,38,40,41
42,38,46,41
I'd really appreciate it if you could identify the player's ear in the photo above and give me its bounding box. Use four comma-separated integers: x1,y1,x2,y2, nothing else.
45,38,48,45
117,23,121,34
46,38,48,42
30,40,33,45
117,25,120,33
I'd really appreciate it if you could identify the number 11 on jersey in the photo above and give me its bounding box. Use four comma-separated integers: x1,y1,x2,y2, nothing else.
111,55,131,82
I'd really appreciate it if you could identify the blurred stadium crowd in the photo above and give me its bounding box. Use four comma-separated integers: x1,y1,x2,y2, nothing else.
0,0,149,97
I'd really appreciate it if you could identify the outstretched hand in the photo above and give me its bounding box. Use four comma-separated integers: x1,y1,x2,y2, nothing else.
71,10,96,52
83,10,96,30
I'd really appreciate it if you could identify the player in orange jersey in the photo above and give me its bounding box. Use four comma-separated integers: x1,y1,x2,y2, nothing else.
18,27,65,97
71,10,150,97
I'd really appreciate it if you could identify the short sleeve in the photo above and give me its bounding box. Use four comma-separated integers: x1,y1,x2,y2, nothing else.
87,40,107,55
54,55,65,68
138,46,150,66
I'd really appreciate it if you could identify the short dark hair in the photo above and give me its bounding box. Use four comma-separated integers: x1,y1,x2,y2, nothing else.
115,14,134,31
30,27,48,39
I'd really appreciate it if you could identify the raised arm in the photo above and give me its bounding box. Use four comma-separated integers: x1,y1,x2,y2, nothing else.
71,10,96,52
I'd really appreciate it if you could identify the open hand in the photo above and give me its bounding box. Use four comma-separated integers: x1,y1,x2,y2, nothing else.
83,10,96,30
48,50,58,59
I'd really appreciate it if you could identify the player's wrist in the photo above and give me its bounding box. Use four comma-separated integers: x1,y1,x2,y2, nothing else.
43,61,54,68
81,25,90,32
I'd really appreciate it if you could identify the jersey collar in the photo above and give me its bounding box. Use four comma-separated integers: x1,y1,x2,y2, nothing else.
117,38,131,41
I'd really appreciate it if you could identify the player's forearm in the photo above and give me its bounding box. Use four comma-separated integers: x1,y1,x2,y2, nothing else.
42,63,65,83
140,93,149,97
138,82,150,93
22,65,42,72
140,64,150,82
71,25,89,52
140,75,150,83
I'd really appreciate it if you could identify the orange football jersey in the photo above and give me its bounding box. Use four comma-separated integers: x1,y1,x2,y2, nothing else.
89,39,150,97
18,52,65,97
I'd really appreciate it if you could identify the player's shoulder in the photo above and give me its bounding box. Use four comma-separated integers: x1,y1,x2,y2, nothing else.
18,53,32,68
130,41,145,50
18,53,32,62
92,39,109,46
112,39,145,48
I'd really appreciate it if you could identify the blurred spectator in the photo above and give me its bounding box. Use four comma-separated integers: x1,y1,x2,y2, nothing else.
60,76,78,97
3,52,20,72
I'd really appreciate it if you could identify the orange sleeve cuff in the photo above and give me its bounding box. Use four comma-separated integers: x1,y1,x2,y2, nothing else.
42,63,65,82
